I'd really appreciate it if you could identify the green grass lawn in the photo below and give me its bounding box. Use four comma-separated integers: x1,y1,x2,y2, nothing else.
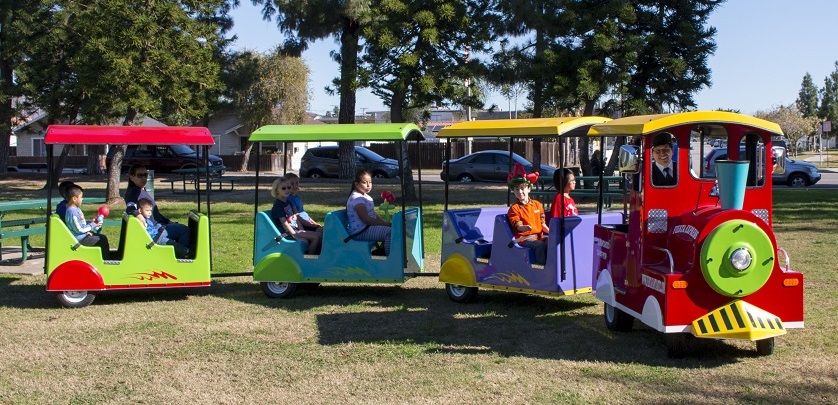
1,180,836,403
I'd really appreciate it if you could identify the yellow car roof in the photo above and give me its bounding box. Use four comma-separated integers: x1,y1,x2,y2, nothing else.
437,116,611,138
587,111,783,137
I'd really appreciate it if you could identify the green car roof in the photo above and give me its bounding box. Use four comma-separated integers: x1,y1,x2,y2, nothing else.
249,123,425,142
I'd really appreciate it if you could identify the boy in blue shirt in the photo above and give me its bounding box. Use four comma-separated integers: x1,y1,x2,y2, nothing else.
63,185,110,259
54,180,76,219
137,198,189,258
285,173,321,231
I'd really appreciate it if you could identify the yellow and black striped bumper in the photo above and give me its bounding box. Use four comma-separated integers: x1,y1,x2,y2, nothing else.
691,300,787,341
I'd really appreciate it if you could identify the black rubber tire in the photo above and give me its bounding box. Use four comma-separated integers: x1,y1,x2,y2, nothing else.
756,337,775,356
261,282,298,299
445,283,478,303
604,303,634,332
458,173,475,183
56,291,96,308
787,173,807,188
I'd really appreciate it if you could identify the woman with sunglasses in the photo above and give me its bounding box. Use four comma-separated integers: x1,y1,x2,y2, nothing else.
125,164,191,252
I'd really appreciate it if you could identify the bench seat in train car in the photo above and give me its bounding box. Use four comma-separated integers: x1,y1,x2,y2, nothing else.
442,210,623,294
441,207,508,263
254,211,311,258
253,207,423,284
46,211,210,293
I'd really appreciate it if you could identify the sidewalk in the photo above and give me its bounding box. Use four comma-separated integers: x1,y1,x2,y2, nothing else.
0,246,45,275
800,156,837,172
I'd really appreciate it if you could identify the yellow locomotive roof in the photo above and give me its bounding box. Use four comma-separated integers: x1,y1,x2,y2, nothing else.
587,111,783,137
437,116,611,138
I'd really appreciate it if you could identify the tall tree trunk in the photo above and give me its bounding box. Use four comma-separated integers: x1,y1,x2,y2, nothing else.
0,56,13,174
86,145,104,174
530,27,546,172
577,100,597,187
45,145,72,191
240,142,254,172
338,18,360,180
106,107,138,202
389,89,416,201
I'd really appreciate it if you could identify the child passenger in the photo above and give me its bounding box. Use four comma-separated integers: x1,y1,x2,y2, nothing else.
285,173,322,231
54,180,76,219
137,198,189,258
508,167,549,265
551,168,579,218
271,177,323,255
63,185,111,259
346,170,391,256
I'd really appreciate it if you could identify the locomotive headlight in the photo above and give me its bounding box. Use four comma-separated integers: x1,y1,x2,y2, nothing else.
730,248,752,271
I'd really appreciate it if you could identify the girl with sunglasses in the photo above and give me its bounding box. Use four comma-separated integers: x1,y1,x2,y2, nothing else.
270,176,322,255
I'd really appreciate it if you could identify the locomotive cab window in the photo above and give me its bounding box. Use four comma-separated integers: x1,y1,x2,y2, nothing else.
650,132,677,187
693,124,729,179
738,133,766,187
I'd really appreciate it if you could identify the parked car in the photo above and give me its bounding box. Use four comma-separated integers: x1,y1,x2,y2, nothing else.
440,150,557,183
299,145,400,179
107,145,226,176
703,147,821,187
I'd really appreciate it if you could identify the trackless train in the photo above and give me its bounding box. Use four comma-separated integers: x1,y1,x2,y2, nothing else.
37,111,802,357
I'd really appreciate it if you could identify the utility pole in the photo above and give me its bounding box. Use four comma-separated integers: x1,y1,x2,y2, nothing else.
464,45,472,154
825,121,832,167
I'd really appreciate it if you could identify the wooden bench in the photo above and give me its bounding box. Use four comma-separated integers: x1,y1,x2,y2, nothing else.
0,197,116,265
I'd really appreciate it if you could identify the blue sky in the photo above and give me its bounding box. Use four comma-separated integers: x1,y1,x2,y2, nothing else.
229,0,838,117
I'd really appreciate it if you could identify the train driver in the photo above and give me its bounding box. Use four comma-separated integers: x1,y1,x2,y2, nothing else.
651,133,677,186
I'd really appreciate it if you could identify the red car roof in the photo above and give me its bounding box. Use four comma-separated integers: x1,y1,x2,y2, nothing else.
45,125,214,145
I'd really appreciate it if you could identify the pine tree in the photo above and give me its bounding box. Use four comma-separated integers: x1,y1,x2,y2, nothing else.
818,62,838,124
797,73,819,118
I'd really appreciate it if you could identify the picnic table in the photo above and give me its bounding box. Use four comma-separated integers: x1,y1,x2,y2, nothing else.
169,167,234,193
0,197,108,265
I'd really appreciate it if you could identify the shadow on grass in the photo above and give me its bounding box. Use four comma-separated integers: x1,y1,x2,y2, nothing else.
215,279,750,368
0,275,767,367
0,276,200,309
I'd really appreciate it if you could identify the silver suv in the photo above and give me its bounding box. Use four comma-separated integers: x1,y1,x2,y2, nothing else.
299,146,400,179
704,147,821,187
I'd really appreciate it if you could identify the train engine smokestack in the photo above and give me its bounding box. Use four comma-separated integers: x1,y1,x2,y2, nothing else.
715,160,749,210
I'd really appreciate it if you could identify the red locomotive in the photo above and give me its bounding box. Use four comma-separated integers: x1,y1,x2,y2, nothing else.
588,111,803,357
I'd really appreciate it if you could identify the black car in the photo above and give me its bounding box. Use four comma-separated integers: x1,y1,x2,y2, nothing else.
108,145,225,175
440,150,557,183
299,146,400,179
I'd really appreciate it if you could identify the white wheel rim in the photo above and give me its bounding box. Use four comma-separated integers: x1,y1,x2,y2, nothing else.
449,285,466,297
266,282,289,294
63,291,88,304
